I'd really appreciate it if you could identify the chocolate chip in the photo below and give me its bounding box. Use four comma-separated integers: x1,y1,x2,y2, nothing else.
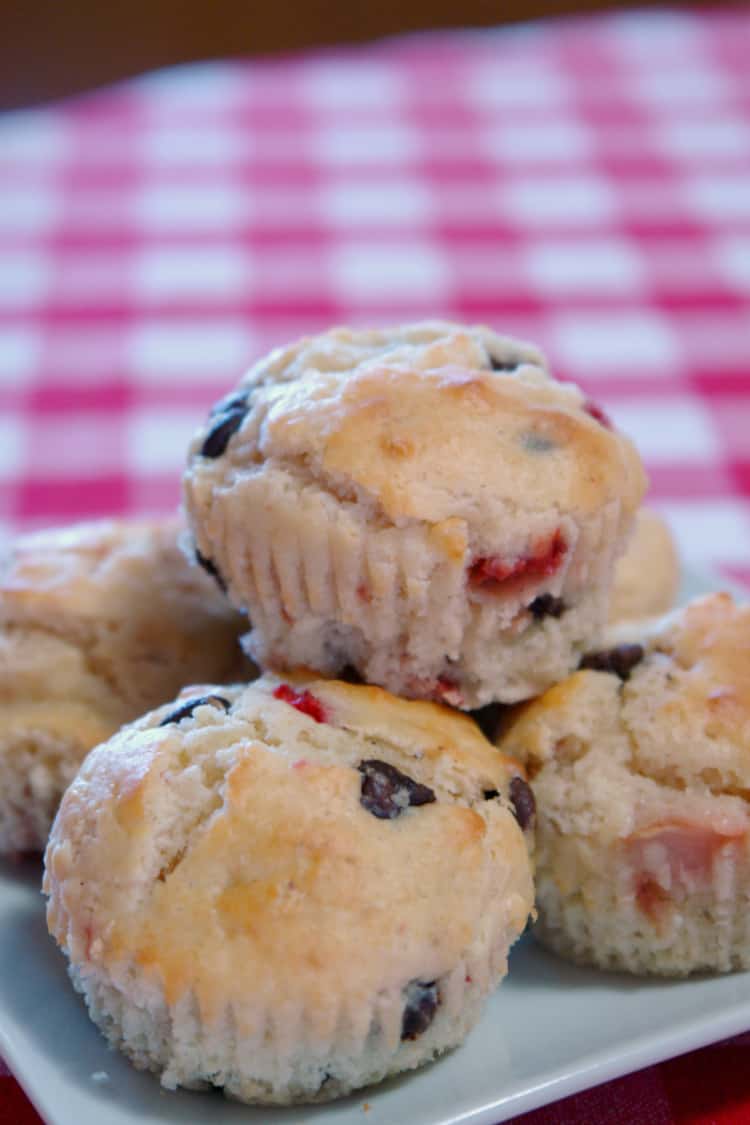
579,643,644,681
489,356,520,372
522,432,557,454
483,788,499,800
159,694,231,726
200,404,247,459
337,664,364,685
401,980,439,1040
195,549,227,593
509,775,536,831
209,390,248,417
530,594,566,620
471,703,507,742
358,759,436,820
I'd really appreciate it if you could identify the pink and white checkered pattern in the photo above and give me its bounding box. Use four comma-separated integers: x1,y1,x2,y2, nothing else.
1,7,749,586
2,9,750,1123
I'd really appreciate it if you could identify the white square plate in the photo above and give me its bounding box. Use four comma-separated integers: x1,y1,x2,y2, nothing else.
2,568,748,1125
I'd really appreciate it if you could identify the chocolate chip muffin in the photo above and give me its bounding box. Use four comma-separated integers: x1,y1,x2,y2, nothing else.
44,673,534,1104
182,321,646,708
609,508,680,624
498,593,750,976
0,518,249,853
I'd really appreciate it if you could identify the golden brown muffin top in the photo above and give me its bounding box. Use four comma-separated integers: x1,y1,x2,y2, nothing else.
45,673,533,1026
186,321,646,526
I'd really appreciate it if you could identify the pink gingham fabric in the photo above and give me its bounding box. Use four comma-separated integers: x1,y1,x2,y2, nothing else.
1,6,750,1122
2,6,750,586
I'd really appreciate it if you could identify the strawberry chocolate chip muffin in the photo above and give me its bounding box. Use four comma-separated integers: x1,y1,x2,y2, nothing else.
44,673,534,1104
608,507,680,625
0,518,249,854
498,593,750,976
182,321,646,707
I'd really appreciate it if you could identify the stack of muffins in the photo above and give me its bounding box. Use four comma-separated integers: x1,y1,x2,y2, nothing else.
3,321,742,1106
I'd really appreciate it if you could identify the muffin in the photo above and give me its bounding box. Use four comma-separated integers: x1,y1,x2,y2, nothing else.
609,508,679,624
44,673,534,1104
0,518,249,854
183,321,646,708
498,593,750,976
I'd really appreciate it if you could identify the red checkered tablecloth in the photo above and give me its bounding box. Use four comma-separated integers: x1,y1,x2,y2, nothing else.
1,6,749,1123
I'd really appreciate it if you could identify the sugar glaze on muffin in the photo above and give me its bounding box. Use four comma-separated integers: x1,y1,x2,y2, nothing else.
498,593,750,976
183,322,646,707
44,674,534,1104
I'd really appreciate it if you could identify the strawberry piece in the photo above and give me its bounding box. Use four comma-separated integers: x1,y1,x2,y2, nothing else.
634,876,672,924
435,677,464,707
584,399,613,429
273,684,327,723
468,530,567,592
626,820,746,924
404,675,464,707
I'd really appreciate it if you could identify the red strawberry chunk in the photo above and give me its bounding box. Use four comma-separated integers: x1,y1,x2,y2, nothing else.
627,820,746,925
273,684,328,723
634,876,671,924
584,399,613,429
435,677,464,707
468,530,567,592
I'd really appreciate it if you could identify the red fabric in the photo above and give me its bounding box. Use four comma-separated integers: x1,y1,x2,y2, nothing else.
1,5,749,1121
